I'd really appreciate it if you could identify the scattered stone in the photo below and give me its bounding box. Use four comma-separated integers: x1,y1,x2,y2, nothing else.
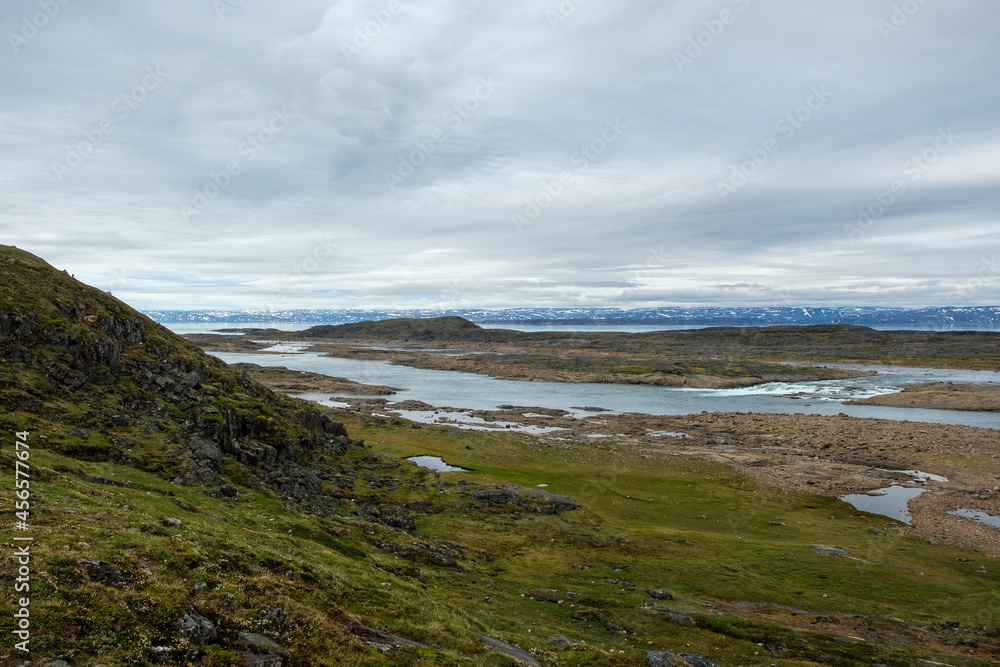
257,607,289,632
548,635,578,646
342,622,428,649
642,602,695,625
475,633,543,667
177,607,217,645
563,591,580,600
605,621,626,633
377,541,463,568
646,651,721,667
78,559,129,587
193,581,208,591
174,499,196,513
162,516,183,527
720,564,739,572
868,528,886,535
184,648,208,665
815,616,840,624
236,632,290,666
571,610,604,622
646,588,673,600
765,642,790,656
676,539,693,545
813,544,851,557
679,654,722,667
526,588,560,602
68,428,89,440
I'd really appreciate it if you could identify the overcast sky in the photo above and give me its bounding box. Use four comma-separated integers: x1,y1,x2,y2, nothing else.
2,0,998,310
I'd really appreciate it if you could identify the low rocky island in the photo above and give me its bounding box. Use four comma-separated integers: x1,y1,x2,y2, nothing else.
846,381,1000,412
233,362,400,395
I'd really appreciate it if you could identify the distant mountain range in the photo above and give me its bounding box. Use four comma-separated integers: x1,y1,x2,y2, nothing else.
145,306,1000,330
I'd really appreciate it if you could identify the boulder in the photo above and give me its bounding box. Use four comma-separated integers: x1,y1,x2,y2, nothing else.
646,651,721,667
471,484,580,514
236,632,290,667
78,559,129,587
177,607,217,645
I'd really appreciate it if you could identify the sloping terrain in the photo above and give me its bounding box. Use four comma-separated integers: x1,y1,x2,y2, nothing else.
2,245,1000,666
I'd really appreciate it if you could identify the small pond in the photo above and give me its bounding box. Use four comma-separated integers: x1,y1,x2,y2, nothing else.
839,469,951,524
839,485,927,525
406,456,470,472
948,508,1000,528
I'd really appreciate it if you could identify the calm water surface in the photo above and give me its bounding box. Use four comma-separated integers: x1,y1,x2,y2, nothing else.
205,347,1000,429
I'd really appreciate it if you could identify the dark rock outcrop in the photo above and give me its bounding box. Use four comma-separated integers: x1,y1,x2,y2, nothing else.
177,607,217,645
470,484,580,514
236,632,290,667
78,559,130,588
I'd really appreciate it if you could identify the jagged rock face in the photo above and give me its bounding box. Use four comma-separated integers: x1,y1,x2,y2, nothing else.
0,244,357,496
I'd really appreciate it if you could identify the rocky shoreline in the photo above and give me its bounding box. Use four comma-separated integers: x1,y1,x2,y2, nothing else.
232,362,400,395
846,381,1000,412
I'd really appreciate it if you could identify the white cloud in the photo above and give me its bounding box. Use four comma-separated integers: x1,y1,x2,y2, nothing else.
1,0,998,309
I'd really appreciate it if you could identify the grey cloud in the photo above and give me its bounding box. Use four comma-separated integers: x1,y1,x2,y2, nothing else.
1,0,998,310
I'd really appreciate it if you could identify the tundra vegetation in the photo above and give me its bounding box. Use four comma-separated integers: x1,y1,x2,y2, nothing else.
2,244,999,666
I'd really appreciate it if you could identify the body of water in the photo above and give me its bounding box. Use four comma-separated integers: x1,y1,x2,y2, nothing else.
206,347,1000,430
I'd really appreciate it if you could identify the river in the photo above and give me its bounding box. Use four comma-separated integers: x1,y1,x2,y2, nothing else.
205,345,1000,430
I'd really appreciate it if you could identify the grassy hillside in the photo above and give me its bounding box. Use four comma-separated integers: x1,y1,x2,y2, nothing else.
2,245,999,666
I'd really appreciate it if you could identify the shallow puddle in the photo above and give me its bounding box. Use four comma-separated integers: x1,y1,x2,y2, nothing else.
406,456,470,472
839,485,927,524
948,508,1000,528
879,469,948,483
839,470,948,524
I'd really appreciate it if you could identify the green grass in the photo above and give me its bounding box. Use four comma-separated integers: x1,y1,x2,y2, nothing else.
1,413,998,665
2,243,998,665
